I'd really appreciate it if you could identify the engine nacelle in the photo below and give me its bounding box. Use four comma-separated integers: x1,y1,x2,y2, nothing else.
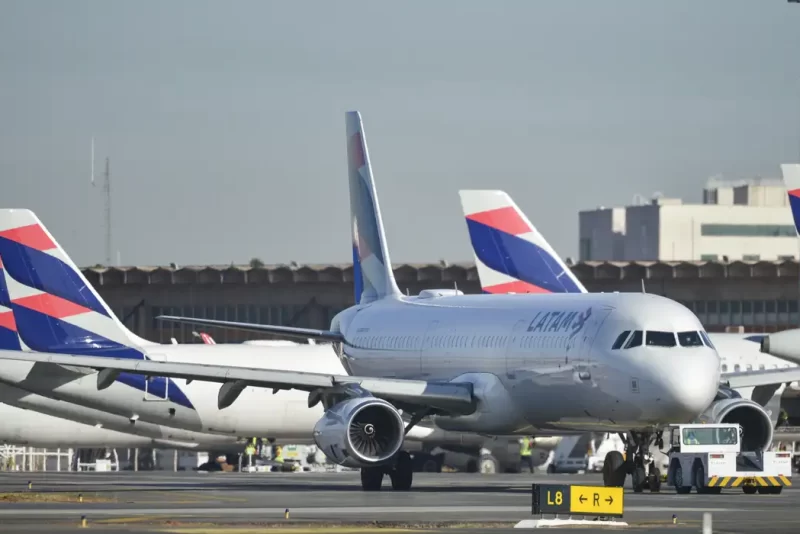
697,398,774,452
312,396,405,468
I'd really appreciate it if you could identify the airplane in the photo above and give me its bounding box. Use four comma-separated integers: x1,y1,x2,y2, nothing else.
760,164,800,364
0,230,561,473
0,110,736,494
457,188,798,421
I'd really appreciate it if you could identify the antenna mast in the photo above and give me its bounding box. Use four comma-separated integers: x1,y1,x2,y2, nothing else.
102,158,111,265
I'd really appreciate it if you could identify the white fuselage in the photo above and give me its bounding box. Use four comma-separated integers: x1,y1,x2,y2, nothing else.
332,292,721,435
0,293,720,443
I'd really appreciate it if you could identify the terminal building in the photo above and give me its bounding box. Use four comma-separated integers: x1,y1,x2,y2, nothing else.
578,178,797,262
85,258,800,344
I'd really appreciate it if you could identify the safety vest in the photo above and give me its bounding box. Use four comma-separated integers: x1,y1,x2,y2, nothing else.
520,438,533,457
274,449,284,463
245,445,255,456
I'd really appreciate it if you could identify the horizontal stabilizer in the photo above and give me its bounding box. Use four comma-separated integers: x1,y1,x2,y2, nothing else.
0,349,476,415
156,316,344,343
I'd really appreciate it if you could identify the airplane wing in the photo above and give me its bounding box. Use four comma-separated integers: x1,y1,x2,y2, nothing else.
0,350,475,415
157,316,344,343
722,367,800,389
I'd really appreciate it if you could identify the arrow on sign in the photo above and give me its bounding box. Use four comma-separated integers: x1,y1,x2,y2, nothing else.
606,496,613,505
579,495,587,504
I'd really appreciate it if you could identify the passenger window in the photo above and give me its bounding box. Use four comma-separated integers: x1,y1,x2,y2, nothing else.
625,330,643,349
646,331,676,347
677,331,703,347
722,364,728,373
734,364,740,372
759,364,765,370
611,331,631,350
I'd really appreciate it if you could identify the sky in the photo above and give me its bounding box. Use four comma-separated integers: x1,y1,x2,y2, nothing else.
1,0,799,268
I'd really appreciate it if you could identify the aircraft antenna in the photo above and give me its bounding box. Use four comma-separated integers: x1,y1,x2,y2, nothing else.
90,142,112,266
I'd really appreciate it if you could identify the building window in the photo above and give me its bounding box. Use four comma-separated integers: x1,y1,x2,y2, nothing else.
700,224,796,237
742,254,760,261
779,255,795,260
700,254,718,261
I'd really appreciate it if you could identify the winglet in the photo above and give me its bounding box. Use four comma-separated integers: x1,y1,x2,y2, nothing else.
346,111,401,304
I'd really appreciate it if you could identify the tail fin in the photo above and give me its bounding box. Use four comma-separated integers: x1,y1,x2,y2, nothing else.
0,209,155,355
458,190,586,294
0,256,22,350
782,164,800,236
346,111,401,304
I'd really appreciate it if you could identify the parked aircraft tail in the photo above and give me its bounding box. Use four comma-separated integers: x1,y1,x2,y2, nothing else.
0,209,156,354
458,190,586,294
781,164,800,236
346,111,401,304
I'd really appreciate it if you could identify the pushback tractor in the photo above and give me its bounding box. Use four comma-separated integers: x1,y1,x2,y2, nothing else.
666,423,792,495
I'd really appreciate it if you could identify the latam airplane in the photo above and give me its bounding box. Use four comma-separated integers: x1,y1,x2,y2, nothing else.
760,164,800,363
457,188,796,415
8,111,795,494
0,230,558,468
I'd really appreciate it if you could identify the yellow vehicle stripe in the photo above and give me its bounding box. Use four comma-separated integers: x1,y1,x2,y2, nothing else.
780,476,792,487
720,476,731,487
768,476,780,486
731,477,744,487
755,477,767,487
707,476,718,487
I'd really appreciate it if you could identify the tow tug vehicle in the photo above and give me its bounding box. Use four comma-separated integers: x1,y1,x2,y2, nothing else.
666,423,792,494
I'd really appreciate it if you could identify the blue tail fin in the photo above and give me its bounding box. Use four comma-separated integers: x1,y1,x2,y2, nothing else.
346,111,401,304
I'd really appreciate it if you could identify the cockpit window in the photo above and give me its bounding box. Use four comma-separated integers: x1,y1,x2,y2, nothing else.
624,330,643,349
646,331,676,347
699,331,716,349
678,331,703,347
611,331,631,350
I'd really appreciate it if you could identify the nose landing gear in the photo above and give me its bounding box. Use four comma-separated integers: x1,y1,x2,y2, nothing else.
602,431,662,493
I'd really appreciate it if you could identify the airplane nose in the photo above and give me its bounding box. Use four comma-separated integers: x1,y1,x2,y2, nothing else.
650,349,720,421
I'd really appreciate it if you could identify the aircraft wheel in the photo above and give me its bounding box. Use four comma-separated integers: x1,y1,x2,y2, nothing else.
360,466,384,491
631,466,646,493
742,485,757,495
648,468,662,493
390,451,413,491
602,451,626,487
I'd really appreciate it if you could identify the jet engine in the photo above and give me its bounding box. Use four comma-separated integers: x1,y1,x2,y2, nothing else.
312,396,406,468
697,397,774,452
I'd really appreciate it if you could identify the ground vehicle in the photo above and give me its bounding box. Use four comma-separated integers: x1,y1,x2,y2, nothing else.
666,423,792,494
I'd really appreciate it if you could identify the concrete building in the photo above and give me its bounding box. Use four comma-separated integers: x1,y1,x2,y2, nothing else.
84,259,800,343
579,179,797,262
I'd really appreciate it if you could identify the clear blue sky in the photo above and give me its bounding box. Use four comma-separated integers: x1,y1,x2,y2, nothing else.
2,0,799,267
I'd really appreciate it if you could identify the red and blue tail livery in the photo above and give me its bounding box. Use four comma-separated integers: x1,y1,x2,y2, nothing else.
782,164,800,237
0,209,193,409
459,190,586,295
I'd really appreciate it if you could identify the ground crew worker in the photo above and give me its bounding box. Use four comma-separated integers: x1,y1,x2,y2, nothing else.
777,409,789,429
245,438,256,467
519,437,535,473
685,431,699,445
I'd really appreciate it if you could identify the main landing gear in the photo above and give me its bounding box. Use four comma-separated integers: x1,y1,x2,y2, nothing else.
360,450,414,491
602,431,662,493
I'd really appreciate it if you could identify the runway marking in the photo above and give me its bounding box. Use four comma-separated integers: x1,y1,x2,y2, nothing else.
0,505,758,517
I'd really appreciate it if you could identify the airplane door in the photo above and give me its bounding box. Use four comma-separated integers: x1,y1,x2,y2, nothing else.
143,354,169,401
505,319,530,379
576,307,614,379
420,320,439,378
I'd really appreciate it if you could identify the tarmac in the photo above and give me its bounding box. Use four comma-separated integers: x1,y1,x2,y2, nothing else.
0,470,796,533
